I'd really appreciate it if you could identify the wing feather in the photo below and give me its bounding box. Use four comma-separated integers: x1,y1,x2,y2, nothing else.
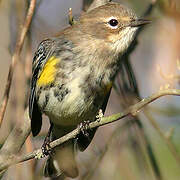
29,39,54,136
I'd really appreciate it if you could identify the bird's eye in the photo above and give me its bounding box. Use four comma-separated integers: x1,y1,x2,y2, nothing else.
108,19,119,27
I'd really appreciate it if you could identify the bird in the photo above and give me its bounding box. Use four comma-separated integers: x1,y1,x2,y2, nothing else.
29,2,150,178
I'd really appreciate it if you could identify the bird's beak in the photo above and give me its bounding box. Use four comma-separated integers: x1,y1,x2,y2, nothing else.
129,18,151,27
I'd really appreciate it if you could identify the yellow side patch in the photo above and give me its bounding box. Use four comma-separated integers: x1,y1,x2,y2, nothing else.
37,56,59,86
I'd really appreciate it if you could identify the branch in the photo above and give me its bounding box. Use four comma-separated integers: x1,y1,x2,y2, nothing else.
0,0,36,127
0,109,31,176
0,89,179,172
68,8,74,26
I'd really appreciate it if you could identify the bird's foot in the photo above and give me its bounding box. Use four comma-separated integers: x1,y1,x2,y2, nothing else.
79,120,90,137
96,109,104,122
41,124,53,156
41,136,52,157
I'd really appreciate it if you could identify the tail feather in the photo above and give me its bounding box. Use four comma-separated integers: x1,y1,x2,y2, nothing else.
43,140,78,178
54,141,79,178
44,156,63,178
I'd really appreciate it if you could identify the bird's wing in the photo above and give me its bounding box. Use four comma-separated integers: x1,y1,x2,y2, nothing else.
29,39,55,136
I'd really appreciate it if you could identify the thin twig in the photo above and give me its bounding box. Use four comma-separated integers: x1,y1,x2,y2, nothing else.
68,8,74,26
0,0,36,127
0,89,179,172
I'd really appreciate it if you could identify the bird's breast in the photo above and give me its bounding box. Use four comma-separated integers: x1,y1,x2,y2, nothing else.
36,65,111,127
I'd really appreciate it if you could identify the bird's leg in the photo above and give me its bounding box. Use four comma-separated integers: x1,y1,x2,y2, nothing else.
42,124,53,156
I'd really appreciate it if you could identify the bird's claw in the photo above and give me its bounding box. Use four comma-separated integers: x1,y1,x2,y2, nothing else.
96,109,104,122
79,121,90,137
41,136,52,156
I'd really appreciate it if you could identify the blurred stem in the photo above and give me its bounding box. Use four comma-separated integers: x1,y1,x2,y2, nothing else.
148,105,180,116
144,108,180,167
83,118,153,180
130,118,161,180
0,0,36,127
0,109,31,175
83,119,132,180
68,8,76,26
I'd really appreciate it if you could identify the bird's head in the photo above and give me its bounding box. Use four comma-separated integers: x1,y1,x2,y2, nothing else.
78,2,150,55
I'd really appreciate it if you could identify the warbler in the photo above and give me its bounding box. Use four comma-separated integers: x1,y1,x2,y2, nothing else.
29,2,150,178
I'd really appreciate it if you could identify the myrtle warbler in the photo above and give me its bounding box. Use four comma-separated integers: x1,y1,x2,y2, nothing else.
29,2,150,178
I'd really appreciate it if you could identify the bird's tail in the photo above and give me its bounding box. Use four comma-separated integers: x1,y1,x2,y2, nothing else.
44,140,78,178
43,126,79,178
